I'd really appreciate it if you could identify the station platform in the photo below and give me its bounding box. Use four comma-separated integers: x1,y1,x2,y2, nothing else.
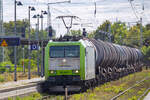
144,92,150,100
0,77,45,90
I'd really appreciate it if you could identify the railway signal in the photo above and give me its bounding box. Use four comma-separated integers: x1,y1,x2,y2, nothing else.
21,27,26,38
48,26,53,37
82,28,87,37
144,38,150,47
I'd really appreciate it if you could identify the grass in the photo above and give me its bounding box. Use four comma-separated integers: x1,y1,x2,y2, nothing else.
8,92,42,100
7,68,150,100
0,66,41,83
70,69,150,100
8,92,64,100
0,71,40,83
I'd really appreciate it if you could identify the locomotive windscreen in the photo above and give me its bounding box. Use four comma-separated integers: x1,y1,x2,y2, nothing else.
50,45,80,58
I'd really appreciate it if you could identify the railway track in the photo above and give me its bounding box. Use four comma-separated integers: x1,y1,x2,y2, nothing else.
0,81,42,100
138,88,150,100
37,86,78,100
110,76,150,100
37,77,150,100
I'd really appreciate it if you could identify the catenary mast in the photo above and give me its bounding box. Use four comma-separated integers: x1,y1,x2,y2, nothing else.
0,0,4,62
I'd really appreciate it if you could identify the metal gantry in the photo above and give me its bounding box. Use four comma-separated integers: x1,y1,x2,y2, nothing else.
47,0,71,27
129,0,144,48
47,0,71,38
56,15,80,35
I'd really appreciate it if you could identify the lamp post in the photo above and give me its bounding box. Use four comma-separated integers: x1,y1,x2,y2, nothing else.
28,6,35,79
33,14,40,76
33,14,40,37
33,11,47,77
40,10,47,37
40,11,47,77
14,0,23,35
28,6,35,35
14,0,23,81
40,11,48,31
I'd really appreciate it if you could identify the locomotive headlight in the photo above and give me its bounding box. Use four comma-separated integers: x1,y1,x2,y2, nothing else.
62,59,66,63
75,70,79,73
50,70,56,74
73,70,79,74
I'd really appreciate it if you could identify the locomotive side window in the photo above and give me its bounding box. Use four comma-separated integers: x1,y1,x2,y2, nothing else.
50,46,80,58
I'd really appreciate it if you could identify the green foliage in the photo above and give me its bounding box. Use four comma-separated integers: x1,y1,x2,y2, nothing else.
31,92,41,98
3,19,29,36
111,21,128,45
0,59,37,73
128,96,138,100
16,96,22,100
0,61,14,67
0,66,6,72
97,20,111,32
0,61,14,72
0,75,4,82
7,97,12,100
18,59,37,69
88,31,95,38
94,20,111,41
103,85,125,94
125,25,140,47
70,29,82,36
141,46,150,64
146,24,150,30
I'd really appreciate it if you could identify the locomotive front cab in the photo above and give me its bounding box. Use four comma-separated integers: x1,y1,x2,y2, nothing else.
45,41,85,86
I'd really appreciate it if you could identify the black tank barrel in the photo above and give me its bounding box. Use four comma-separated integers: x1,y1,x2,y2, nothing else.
88,38,143,69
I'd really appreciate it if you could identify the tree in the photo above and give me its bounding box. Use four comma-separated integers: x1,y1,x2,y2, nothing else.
93,20,111,41
2,20,41,65
146,24,150,30
92,20,128,44
69,29,81,36
3,19,29,37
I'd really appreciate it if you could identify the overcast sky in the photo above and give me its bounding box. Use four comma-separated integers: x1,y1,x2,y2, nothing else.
3,0,150,37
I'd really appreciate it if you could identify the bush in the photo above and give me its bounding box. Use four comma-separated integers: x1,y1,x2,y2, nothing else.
18,59,37,70
0,61,14,73
0,61,14,67
0,66,6,73
0,75,5,82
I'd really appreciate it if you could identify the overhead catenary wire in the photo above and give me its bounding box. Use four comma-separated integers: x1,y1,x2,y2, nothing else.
129,0,140,20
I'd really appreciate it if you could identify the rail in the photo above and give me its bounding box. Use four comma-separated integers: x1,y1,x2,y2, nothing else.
138,88,150,100
0,81,42,100
110,76,150,100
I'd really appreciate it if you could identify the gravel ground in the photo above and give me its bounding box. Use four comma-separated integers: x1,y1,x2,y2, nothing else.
0,77,45,89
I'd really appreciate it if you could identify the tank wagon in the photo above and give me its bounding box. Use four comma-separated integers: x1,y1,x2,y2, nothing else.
43,37,143,91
